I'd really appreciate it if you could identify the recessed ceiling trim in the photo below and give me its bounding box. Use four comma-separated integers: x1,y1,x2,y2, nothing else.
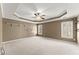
35,13,78,24
2,14,78,24
14,10,67,22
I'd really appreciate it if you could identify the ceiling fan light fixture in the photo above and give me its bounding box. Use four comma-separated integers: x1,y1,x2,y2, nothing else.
36,16,42,20
33,12,45,21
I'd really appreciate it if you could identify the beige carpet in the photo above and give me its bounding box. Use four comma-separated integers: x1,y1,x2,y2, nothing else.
2,36,79,55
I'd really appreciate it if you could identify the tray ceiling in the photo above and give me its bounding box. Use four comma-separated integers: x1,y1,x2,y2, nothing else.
1,3,79,23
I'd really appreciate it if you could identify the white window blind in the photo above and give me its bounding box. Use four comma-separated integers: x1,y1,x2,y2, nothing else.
38,25,42,35
77,22,79,42
61,21,73,38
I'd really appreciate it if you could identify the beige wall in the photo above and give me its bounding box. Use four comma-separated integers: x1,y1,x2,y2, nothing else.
3,18,35,42
73,17,77,42
42,18,77,42
42,21,61,39
0,4,2,45
0,21,2,44
2,17,77,42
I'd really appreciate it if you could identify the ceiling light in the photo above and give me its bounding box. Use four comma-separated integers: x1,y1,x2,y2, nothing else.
34,12,45,21
36,16,43,21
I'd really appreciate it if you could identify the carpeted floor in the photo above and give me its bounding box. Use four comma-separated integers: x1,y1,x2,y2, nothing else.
2,36,79,55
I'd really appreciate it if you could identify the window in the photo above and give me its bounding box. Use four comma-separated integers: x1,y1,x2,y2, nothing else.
38,25,43,35
77,22,79,29
61,21,73,38
32,25,37,35
77,22,79,42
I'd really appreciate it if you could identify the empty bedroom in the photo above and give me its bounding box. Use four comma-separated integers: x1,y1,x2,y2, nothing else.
0,3,79,55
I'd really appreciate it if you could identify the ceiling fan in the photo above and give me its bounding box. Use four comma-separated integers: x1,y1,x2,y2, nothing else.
32,12,45,20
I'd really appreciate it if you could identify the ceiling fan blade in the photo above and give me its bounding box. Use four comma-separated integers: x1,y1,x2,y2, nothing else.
41,17,45,19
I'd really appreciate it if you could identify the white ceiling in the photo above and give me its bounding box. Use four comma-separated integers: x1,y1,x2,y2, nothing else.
1,3,79,24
